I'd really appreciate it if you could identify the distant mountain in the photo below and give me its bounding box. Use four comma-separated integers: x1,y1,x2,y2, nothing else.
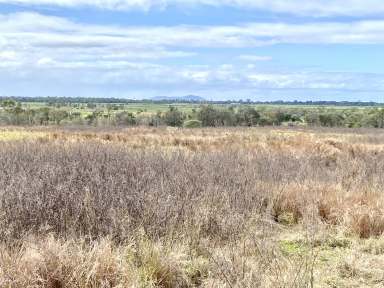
150,95,206,102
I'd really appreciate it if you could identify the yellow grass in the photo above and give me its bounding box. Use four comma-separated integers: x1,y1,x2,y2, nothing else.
0,127,48,141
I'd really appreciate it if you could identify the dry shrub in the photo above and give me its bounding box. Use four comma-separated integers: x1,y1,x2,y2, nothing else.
344,205,384,239
1,127,384,287
0,236,125,288
271,184,306,225
0,234,199,288
316,186,384,238
1,128,384,241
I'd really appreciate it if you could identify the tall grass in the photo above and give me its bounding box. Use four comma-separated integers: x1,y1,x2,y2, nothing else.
1,127,384,287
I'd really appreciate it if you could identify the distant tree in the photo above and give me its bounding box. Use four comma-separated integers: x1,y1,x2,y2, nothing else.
304,112,320,126
236,107,260,126
258,117,274,126
86,103,97,109
378,108,384,128
148,111,163,127
164,107,184,127
85,111,103,125
216,110,236,126
344,110,363,128
36,107,50,125
115,111,136,126
198,105,218,127
362,108,384,128
50,110,69,125
319,113,345,127
275,111,290,124
1,99,17,109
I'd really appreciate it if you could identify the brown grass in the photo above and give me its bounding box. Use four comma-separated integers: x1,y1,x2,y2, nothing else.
1,126,384,287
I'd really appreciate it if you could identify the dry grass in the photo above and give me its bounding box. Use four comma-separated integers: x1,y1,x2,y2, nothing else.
1,126,384,287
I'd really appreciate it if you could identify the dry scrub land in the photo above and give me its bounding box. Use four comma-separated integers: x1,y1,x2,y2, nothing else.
1,126,384,287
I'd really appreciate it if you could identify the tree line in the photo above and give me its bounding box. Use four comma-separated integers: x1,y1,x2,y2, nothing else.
1,99,384,128
1,96,383,106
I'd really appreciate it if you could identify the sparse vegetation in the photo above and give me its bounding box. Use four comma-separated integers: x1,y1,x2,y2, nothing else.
1,126,384,287
1,98,384,128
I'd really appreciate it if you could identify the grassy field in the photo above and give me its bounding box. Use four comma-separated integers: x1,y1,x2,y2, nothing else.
22,101,376,113
1,126,384,287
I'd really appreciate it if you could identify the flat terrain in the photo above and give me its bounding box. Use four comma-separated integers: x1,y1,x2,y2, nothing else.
2,99,384,129
21,101,378,114
1,126,384,287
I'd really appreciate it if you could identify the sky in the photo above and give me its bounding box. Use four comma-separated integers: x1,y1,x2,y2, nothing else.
0,1,383,101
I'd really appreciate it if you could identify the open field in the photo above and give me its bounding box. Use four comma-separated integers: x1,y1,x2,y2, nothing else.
20,101,383,114
1,126,384,287
22,102,203,113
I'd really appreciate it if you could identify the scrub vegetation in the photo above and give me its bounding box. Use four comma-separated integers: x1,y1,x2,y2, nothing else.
1,126,384,287
1,98,384,128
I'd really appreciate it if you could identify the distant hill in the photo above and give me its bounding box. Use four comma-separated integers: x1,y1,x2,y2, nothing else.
150,95,206,102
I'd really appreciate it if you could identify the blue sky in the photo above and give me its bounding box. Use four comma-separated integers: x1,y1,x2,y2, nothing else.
0,1,383,101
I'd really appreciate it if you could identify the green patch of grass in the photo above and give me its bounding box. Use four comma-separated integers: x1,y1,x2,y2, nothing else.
279,240,309,256
325,236,351,249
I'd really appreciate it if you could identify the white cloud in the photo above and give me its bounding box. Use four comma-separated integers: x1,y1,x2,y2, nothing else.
238,55,272,62
0,12,383,100
37,57,54,66
0,51,17,60
0,11,382,85
1,0,384,16
2,12,384,63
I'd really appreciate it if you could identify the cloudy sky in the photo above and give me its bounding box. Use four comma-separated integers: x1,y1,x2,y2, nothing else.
0,1,383,101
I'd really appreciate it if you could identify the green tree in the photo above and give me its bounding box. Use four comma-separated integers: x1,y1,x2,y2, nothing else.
36,107,50,125
236,107,260,126
1,99,17,109
164,107,184,127
198,105,218,127
319,112,345,127
115,111,136,126
50,110,69,125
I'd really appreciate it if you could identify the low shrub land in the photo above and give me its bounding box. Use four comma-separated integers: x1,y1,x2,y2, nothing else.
1,98,384,128
1,127,384,287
